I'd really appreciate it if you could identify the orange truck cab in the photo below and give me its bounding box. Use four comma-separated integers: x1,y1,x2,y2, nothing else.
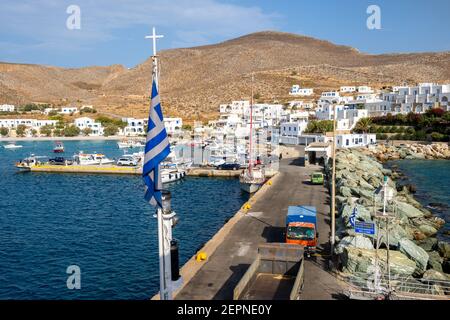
285,206,318,256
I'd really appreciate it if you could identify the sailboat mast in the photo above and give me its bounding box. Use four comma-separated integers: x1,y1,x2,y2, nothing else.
249,74,254,173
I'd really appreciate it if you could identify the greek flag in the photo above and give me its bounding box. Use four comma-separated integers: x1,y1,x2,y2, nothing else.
143,79,170,207
349,207,358,227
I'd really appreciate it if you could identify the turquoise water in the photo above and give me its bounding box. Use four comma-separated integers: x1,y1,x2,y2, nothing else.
0,140,249,299
391,159,450,240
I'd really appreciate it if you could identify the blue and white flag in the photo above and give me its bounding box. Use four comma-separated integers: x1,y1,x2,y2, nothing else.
143,79,170,207
349,207,358,227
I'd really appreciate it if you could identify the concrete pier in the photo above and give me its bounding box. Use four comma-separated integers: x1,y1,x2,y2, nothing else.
170,146,342,300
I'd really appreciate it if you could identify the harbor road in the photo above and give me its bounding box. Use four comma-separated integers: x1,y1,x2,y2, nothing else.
175,146,342,300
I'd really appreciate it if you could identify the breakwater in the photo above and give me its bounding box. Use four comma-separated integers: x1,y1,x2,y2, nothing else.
329,147,450,284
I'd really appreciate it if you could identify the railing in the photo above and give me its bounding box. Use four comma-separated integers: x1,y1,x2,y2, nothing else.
340,271,450,300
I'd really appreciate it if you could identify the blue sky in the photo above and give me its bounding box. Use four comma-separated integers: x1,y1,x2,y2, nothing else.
1,0,449,68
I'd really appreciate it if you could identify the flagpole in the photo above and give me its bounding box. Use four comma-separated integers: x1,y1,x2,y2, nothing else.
145,27,173,300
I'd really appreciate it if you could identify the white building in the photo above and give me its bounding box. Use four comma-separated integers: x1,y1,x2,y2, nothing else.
290,85,314,96
74,117,104,136
59,107,78,115
164,117,183,135
0,119,58,133
340,86,356,93
335,133,376,148
122,118,147,136
357,86,374,94
0,104,15,112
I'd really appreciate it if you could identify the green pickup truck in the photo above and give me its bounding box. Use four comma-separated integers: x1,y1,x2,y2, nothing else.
310,172,324,185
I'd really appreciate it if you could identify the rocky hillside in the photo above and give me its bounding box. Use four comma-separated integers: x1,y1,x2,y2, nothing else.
1,31,450,121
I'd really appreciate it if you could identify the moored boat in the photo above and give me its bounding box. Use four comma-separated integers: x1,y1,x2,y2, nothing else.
73,151,114,165
161,168,186,183
53,141,64,153
4,143,23,149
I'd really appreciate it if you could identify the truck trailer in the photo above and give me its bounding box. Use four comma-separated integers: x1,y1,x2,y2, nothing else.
233,243,305,300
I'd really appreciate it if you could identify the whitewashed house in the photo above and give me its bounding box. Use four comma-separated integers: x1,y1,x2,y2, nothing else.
340,86,356,93
74,117,104,136
0,104,15,112
357,86,374,94
122,118,147,136
164,117,183,135
59,107,78,115
289,85,313,96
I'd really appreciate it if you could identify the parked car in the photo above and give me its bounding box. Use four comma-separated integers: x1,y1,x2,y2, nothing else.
117,156,138,166
310,172,324,185
49,157,68,165
216,163,241,171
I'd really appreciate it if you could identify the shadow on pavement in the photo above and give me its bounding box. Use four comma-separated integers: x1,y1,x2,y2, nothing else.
212,264,250,300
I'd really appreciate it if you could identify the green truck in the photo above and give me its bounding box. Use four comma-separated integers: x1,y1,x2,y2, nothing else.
310,172,324,185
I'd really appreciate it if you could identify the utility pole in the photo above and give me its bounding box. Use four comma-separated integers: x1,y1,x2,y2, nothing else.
330,103,337,257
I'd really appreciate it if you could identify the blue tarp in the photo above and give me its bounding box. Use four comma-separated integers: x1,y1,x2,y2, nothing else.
286,206,317,226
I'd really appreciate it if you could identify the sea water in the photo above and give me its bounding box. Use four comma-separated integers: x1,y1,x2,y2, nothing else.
390,159,450,241
0,140,249,299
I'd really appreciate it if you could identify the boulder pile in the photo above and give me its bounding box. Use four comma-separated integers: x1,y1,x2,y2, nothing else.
329,148,450,284
369,143,450,162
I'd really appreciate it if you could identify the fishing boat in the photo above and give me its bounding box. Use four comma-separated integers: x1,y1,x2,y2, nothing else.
73,151,114,165
117,139,145,149
53,141,64,153
15,155,48,170
4,143,23,149
239,74,266,194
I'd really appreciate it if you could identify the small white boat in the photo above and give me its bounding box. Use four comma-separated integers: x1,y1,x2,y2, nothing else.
4,143,23,149
118,139,145,149
161,168,186,184
73,152,114,165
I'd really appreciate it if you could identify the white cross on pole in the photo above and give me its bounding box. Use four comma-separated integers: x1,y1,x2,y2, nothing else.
145,27,164,57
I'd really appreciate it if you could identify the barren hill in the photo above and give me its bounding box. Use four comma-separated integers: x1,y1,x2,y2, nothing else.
1,31,450,121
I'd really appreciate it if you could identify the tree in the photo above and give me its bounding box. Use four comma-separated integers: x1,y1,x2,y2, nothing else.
103,125,118,136
16,124,26,137
31,129,38,137
353,117,372,133
40,125,53,137
0,127,9,136
63,125,80,137
53,129,63,137
304,120,333,134
182,124,192,131
82,127,92,136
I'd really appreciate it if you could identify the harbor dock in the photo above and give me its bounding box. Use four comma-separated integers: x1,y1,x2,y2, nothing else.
19,164,277,178
159,146,343,300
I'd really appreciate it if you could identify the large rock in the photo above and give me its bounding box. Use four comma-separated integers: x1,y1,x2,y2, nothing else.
418,224,438,237
427,251,444,273
422,269,450,281
415,238,438,252
437,241,450,259
396,201,425,219
399,238,429,275
341,247,416,276
335,235,374,255
340,186,352,198
377,222,411,248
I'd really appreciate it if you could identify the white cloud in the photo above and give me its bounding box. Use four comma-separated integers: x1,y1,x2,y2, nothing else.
0,0,279,55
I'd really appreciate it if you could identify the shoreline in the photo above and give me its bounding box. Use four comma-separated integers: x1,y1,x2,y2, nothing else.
0,136,123,142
